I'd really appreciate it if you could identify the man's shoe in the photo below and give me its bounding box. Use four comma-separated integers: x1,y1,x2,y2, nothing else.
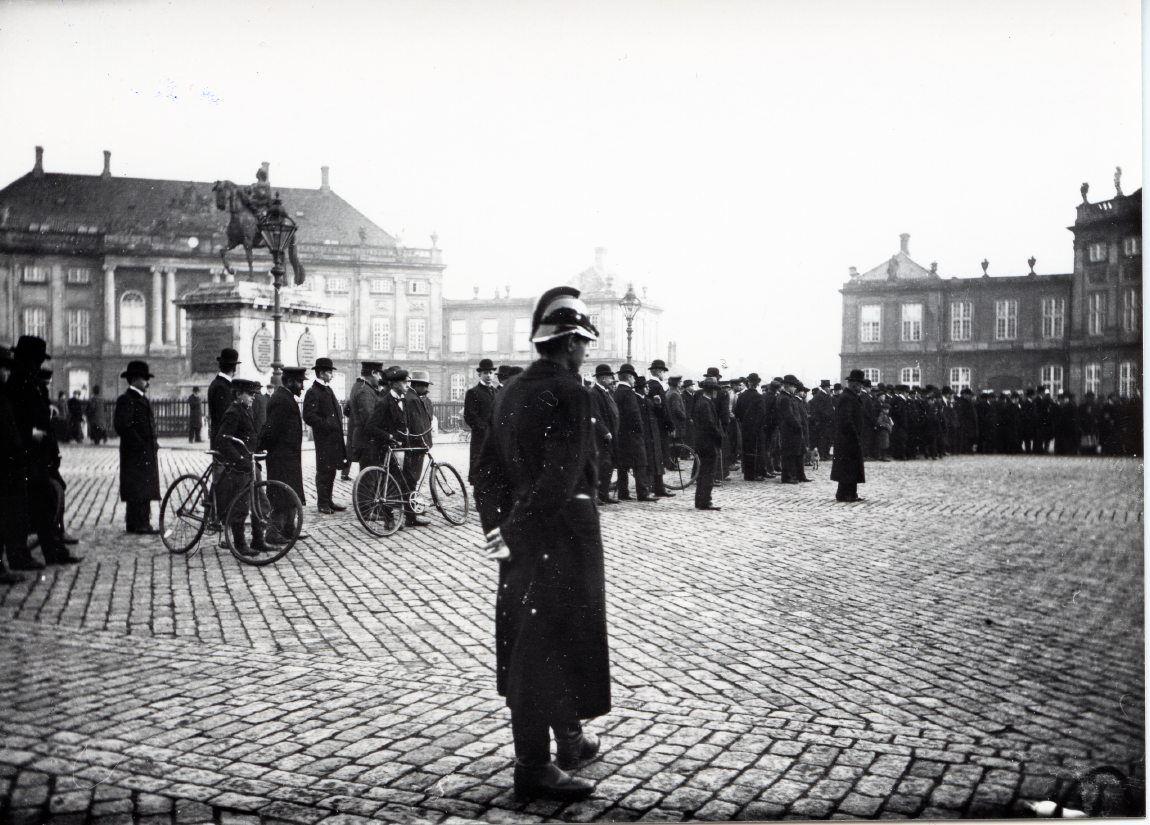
616,494,633,501
0,568,24,584
655,491,675,498
696,505,722,511
329,503,347,512
61,535,79,545
248,540,271,553
232,543,260,557
45,551,82,565
799,477,814,482
339,474,352,481
781,479,799,485
556,732,600,770
129,526,160,535
513,761,594,801
404,516,431,527
635,495,658,502
8,549,45,571
318,506,335,515
598,497,619,505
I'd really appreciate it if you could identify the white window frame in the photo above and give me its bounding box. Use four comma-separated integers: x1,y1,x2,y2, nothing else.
326,276,350,294
67,368,90,398
859,304,881,343
587,313,601,350
407,318,426,352
1084,363,1102,396
900,366,921,388
22,306,48,338
21,265,48,283
1041,297,1065,339
949,367,971,393
66,266,92,284
408,280,429,295
369,278,393,294
1088,292,1106,336
450,320,467,353
481,319,498,353
66,308,90,346
1119,362,1138,398
1088,242,1107,263
1123,237,1141,257
450,373,466,402
371,317,392,351
862,368,881,385
1041,365,1064,397
949,301,972,342
900,304,922,342
120,291,147,354
328,318,348,351
1123,288,1139,333
994,299,1018,341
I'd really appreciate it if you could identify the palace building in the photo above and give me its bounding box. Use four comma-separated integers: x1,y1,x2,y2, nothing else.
839,177,1142,397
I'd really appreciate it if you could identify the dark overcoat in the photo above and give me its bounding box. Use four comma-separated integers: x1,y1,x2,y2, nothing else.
665,389,688,438
406,390,435,449
474,359,611,721
464,383,496,481
347,378,379,463
188,394,204,428
113,388,160,502
777,391,805,455
588,383,619,456
612,384,647,469
733,386,764,447
217,401,258,513
364,391,408,462
0,383,28,501
690,392,723,452
252,392,269,437
639,391,663,471
207,374,233,448
260,387,305,503
303,381,347,471
830,387,865,484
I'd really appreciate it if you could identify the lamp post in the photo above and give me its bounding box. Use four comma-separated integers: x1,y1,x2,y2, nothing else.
257,194,298,387
619,282,642,364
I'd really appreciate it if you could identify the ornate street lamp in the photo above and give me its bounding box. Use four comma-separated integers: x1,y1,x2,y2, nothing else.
619,282,642,364
257,194,298,386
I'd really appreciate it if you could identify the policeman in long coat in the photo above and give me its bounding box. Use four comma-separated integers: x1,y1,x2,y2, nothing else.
612,363,653,501
475,286,608,801
588,364,619,504
464,359,498,483
831,370,866,502
302,357,347,513
260,368,307,539
113,360,160,534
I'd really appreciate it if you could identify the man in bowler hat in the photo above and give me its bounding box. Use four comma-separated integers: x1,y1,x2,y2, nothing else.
217,378,267,554
475,285,609,801
691,377,723,510
832,370,867,502
187,387,204,443
588,364,619,504
114,360,161,534
303,357,347,513
464,359,498,483
260,367,309,541
346,361,383,480
613,363,655,501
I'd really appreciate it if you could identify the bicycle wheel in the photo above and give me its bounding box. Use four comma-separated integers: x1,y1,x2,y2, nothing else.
225,480,302,566
159,474,208,554
352,465,404,537
662,443,699,490
430,461,469,525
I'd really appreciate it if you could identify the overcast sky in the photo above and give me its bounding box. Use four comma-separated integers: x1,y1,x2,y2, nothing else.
0,0,1141,381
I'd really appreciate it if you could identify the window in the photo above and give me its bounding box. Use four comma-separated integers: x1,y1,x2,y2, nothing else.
328,318,347,351
1119,362,1138,398
450,320,467,352
514,317,532,352
369,278,393,294
862,368,881,385
21,265,48,283
450,373,466,402
67,369,89,398
326,277,350,294
900,367,921,388
1041,297,1065,339
1041,365,1064,397
1088,242,1107,263
1124,237,1141,256
329,372,347,401
66,309,90,346
22,306,48,338
408,280,429,295
371,317,391,351
120,291,147,354
1084,363,1102,395
859,305,881,343
1123,288,1139,333
1088,292,1106,336
950,301,972,341
587,313,601,350
994,300,1018,340
481,319,498,352
66,267,91,284
949,367,971,393
407,318,426,351
900,304,922,342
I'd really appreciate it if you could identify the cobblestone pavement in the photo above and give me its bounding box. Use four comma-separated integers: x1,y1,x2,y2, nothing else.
0,445,1143,823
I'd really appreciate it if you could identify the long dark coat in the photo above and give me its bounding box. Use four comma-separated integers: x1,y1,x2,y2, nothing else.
207,374,233,448
303,381,347,471
589,383,619,456
347,378,379,463
405,390,435,449
690,392,723,452
113,388,160,502
665,389,688,438
364,391,408,462
188,394,204,428
733,386,764,448
260,387,305,503
830,387,865,484
217,400,258,511
464,383,496,481
612,383,647,469
474,359,611,721
639,392,663,471
0,383,28,501
777,391,805,455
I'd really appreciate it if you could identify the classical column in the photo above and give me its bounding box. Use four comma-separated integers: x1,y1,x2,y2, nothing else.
164,268,177,344
150,267,163,347
103,265,117,343
49,264,65,351
358,277,372,351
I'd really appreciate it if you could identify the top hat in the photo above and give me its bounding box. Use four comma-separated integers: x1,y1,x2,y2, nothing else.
281,367,308,380
360,361,383,375
14,335,50,364
477,358,496,372
217,347,241,366
593,363,615,377
121,360,154,380
409,369,432,385
617,363,639,379
530,286,599,343
746,372,761,384
700,377,720,390
649,359,668,372
233,378,262,394
384,366,410,382
704,366,722,378
820,379,832,388
313,357,337,372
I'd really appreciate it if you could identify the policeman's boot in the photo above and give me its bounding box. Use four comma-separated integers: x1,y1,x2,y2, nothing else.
513,761,594,801
556,726,600,770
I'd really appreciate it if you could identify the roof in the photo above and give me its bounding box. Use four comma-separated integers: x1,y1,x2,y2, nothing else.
852,249,937,283
0,171,397,247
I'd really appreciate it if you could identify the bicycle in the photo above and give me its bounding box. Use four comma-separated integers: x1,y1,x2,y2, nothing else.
662,440,700,490
158,437,304,565
352,444,469,537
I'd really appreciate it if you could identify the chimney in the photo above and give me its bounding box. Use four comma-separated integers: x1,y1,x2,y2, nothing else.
320,165,330,192
899,233,910,255
33,146,44,177
848,266,859,279
595,246,606,271
102,150,111,178
260,161,270,180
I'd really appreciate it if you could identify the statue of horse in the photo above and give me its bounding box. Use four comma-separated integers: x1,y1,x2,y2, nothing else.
211,180,306,285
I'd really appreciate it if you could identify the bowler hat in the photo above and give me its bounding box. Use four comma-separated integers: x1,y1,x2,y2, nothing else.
593,363,615,377
14,335,50,364
833,383,843,391
845,369,866,384
681,379,695,388
477,358,495,372
217,347,241,366
704,366,722,378
941,386,953,395
281,367,308,381
649,359,668,372
634,376,648,390
618,363,639,379
771,376,783,384
782,374,801,386
121,360,154,380
233,378,261,394
700,377,720,390
313,357,337,371
360,361,383,375
384,366,410,382
530,286,599,343
409,369,432,385
496,364,515,382
746,372,761,384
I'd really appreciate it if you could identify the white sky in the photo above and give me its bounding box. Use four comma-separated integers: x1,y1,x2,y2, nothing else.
0,0,1141,381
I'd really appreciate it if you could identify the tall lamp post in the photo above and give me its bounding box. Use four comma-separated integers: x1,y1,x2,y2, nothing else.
257,194,298,387
619,282,642,364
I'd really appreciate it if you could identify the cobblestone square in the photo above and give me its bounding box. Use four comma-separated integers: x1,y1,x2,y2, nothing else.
0,444,1142,822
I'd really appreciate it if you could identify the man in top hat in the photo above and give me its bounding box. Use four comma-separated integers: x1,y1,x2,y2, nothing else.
647,359,674,471
208,348,240,449
588,364,620,505
114,360,161,535
809,379,834,461
464,358,498,483
635,377,673,498
303,357,347,513
260,367,309,542
691,377,724,510
346,361,383,480
364,366,430,527
613,363,655,501
832,370,867,502
776,375,808,483
474,285,609,801
187,386,204,443
217,378,268,554
405,369,436,515
733,373,765,481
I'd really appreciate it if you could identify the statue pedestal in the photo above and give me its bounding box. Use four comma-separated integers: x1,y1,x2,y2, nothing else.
177,281,333,386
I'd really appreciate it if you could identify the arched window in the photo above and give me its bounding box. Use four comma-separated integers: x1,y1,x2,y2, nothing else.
120,291,147,354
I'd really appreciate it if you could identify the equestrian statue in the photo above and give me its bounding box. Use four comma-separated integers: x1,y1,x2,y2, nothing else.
212,166,306,285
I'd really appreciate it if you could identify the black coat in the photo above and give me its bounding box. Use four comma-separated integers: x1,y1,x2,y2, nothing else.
217,401,258,514
612,383,647,468
830,387,865,484
347,378,380,462
474,359,610,721
207,374,233,448
464,383,496,481
303,381,347,471
777,391,805,454
665,389,688,437
405,389,434,449
0,383,28,500
8,368,52,483
364,391,408,461
588,383,619,454
733,386,764,437
260,387,305,503
690,393,723,452
188,394,203,428
113,389,160,502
